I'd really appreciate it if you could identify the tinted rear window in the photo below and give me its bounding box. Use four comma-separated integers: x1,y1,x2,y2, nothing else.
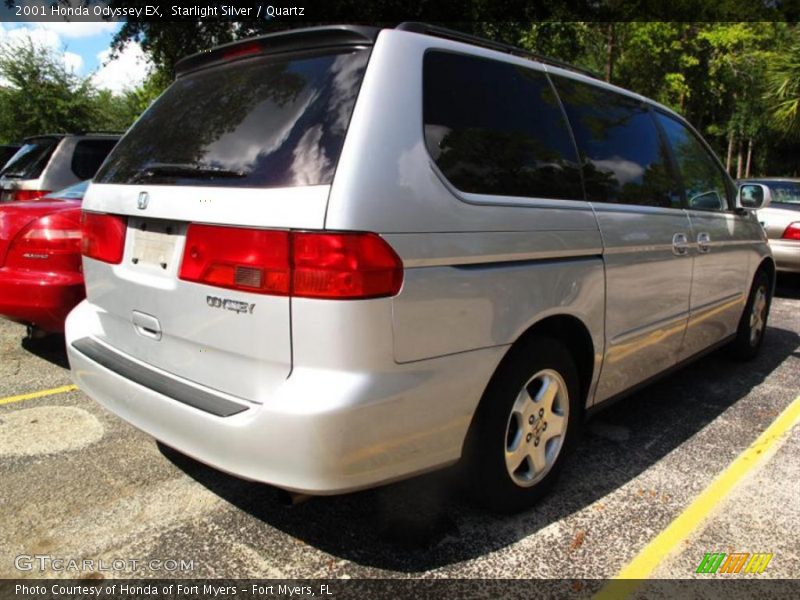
0,146,20,169
72,139,118,180
95,49,370,188
0,137,60,179
423,51,583,200
750,181,800,204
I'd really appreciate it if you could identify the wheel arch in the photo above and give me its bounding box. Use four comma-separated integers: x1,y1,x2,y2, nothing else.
470,313,596,423
757,256,776,292
507,314,596,407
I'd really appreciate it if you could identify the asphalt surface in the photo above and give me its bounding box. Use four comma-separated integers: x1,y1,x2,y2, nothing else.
1,277,799,583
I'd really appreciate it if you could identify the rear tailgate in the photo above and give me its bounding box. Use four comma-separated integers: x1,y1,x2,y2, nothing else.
80,44,371,404
81,185,334,403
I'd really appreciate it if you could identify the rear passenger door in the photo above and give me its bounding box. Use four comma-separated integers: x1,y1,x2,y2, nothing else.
654,112,751,359
553,77,693,402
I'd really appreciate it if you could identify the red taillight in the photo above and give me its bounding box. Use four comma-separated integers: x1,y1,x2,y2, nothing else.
6,212,83,271
179,225,290,295
292,232,404,299
80,212,127,264
11,189,50,202
781,222,800,241
179,225,403,300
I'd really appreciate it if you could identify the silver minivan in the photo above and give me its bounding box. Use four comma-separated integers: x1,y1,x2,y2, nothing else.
66,24,774,512
0,133,119,203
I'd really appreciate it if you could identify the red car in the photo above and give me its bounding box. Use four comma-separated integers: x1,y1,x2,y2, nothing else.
0,182,87,333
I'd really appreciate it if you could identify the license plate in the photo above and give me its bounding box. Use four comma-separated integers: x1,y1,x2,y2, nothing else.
130,220,179,271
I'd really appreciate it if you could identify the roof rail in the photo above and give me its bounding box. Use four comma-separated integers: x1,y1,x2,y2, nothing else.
74,131,125,136
395,22,600,80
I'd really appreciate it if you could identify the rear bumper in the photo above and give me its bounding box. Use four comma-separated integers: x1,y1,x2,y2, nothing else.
66,300,505,494
769,239,800,273
0,268,83,332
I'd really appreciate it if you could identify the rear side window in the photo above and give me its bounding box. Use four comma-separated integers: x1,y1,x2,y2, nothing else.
0,137,60,180
553,76,680,208
655,113,731,211
71,139,118,180
423,51,583,200
95,49,370,188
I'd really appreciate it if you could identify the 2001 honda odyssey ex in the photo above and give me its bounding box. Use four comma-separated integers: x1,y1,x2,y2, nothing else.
67,24,775,512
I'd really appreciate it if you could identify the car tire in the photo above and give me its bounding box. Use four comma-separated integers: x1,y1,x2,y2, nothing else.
729,269,772,361
462,336,582,513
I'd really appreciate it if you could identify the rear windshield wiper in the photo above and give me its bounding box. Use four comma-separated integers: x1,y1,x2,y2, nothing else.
1,172,25,178
135,162,246,180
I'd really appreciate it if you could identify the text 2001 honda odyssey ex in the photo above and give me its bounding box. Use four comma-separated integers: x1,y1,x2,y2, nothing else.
67,24,775,512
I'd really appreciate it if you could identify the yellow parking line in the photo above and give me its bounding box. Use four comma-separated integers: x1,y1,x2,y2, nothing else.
0,384,78,406
595,394,800,599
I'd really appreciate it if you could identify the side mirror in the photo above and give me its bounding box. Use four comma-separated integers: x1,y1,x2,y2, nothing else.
737,183,772,210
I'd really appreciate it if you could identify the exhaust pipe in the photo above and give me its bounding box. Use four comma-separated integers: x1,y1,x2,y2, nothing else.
276,489,313,506
26,325,49,340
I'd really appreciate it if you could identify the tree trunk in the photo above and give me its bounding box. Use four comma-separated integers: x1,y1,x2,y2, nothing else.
605,24,616,83
745,138,753,177
726,131,735,174
736,138,744,179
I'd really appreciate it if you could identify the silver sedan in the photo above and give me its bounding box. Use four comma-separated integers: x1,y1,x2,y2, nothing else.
742,178,800,273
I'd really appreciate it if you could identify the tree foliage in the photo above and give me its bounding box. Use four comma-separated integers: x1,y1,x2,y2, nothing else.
0,36,158,144
3,16,799,175
0,38,97,141
765,34,800,137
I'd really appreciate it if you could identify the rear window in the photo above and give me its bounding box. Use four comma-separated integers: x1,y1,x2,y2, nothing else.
72,139,118,180
0,137,60,180
0,145,20,169
753,181,800,205
95,48,370,188
423,51,583,200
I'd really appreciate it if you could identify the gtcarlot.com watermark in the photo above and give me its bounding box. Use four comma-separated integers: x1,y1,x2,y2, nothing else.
15,554,195,573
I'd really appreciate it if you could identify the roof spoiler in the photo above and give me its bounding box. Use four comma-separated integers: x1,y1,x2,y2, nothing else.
174,25,380,77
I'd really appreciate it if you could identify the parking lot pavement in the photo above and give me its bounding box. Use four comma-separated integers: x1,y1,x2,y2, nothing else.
1,281,798,582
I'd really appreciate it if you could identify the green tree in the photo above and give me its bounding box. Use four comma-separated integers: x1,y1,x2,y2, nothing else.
765,29,800,138
0,36,160,143
0,37,97,142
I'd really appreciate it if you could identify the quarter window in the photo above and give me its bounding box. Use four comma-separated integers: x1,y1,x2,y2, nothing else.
655,113,731,211
423,51,583,200
553,76,681,208
72,139,118,180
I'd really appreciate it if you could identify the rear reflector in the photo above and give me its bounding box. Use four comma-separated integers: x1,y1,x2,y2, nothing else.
80,212,127,264
781,222,800,241
10,189,50,202
179,225,403,299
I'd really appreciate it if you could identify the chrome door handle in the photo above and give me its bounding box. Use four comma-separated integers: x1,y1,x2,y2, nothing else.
697,232,711,253
672,233,689,256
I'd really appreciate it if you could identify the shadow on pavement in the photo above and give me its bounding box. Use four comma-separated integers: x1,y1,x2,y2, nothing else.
159,322,800,573
775,273,800,300
20,334,69,370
